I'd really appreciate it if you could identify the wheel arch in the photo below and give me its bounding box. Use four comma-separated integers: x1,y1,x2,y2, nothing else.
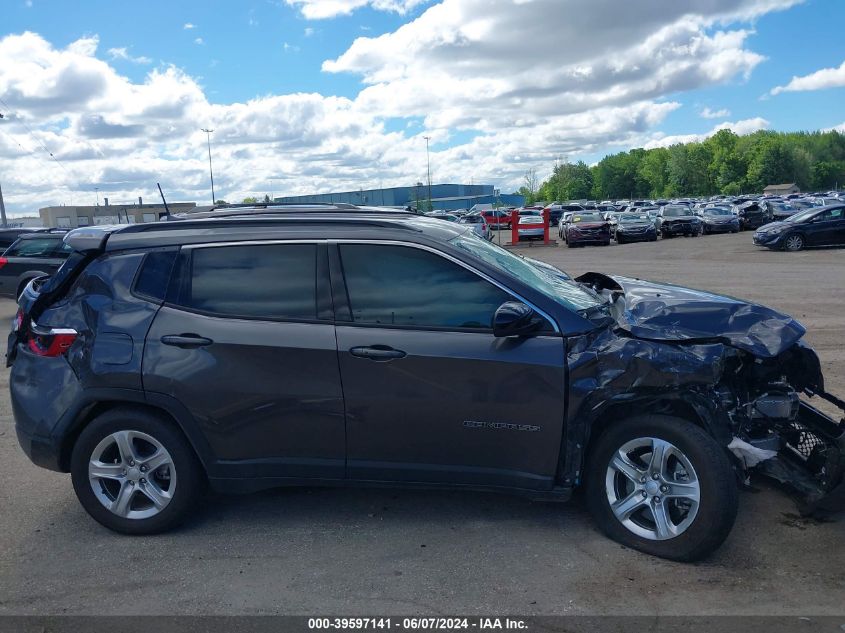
562,390,733,489
57,391,215,475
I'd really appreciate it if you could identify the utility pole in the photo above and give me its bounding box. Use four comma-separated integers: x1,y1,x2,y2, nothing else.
0,180,7,228
423,136,432,212
201,128,216,203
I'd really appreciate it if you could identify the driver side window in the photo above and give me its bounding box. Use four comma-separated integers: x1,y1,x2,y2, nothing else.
339,244,512,330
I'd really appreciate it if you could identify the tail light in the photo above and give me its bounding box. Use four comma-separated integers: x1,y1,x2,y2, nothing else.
27,322,78,357
0,257,7,270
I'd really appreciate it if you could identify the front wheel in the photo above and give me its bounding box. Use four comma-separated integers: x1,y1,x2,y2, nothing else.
71,407,206,534
585,415,738,561
783,234,804,252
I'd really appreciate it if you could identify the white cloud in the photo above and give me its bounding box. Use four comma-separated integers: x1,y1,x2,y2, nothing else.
770,59,845,95
194,37,204,45
283,42,300,53
700,106,731,119
107,47,152,64
285,0,429,19
0,1,806,213
643,117,770,149
304,27,315,37
183,23,196,29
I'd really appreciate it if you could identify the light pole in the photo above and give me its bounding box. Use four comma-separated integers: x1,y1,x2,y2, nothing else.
423,135,432,212
201,128,216,203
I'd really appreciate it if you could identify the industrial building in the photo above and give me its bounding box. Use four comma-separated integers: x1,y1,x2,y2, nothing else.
274,183,524,211
38,199,197,228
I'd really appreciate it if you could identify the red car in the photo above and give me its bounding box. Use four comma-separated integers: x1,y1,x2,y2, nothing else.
563,212,612,247
479,210,513,229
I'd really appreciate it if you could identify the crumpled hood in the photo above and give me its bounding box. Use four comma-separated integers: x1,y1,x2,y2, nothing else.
576,272,806,358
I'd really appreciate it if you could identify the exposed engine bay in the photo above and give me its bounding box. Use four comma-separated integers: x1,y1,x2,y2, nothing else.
569,272,845,516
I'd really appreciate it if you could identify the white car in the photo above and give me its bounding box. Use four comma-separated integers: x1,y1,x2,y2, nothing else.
517,214,546,241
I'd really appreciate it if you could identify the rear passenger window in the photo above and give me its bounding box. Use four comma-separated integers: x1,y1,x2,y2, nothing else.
134,250,178,302
181,244,317,320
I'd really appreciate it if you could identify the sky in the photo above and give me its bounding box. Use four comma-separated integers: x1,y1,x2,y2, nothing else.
0,0,844,215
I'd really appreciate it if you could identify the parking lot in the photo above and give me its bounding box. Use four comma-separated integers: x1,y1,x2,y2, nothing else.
0,230,843,616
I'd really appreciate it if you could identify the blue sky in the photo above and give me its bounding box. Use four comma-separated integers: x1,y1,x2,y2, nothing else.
1,0,844,213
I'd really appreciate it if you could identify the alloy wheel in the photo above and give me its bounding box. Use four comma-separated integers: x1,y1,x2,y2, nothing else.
88,430,177,520
784,234,804,251
605,437,700,541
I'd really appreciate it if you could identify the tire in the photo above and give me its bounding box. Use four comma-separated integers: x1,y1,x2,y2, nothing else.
704,227,710,235
71,407,206,535
584,414,738,561
617,235,625,245
783,233,804,252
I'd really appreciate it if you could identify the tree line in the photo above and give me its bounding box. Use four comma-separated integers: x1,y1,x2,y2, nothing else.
517,129,845,204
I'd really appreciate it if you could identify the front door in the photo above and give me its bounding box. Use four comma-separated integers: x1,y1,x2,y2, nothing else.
143,241,345,480
333,242,566,490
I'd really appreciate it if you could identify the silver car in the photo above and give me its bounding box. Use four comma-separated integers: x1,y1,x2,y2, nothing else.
517,214,546,241
457,213,492,240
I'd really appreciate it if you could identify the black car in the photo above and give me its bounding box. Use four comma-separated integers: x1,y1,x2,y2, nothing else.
0,227,49,250
9,205,845,561
753,204,845,251
734,201,767,230
655,205,702,237
613,212,657,243
701,208,740,234
0,231,71,299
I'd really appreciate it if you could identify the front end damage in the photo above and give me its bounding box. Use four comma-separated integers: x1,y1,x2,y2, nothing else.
568,272,845,516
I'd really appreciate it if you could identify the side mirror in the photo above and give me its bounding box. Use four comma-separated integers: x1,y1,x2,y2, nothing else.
493,301,542,337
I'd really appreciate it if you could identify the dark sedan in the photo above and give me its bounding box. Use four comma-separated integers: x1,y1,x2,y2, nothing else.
753,204,845,251
702,208,740,234
0,231,71,298
614,212,657,244
563,212,611,247
656,205,701,238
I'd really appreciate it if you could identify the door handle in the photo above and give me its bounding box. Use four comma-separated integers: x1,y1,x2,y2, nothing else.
161,334,214,348
349,345,407,361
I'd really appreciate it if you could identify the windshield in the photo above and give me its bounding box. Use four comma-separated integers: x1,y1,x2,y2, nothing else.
620,213,649,221
662,206,690,217
785,208,820,223
449,233,605,313
572,213,603,223
705,209,732,216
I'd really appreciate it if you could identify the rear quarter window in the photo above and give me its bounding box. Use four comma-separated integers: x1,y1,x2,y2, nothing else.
133,250,178,302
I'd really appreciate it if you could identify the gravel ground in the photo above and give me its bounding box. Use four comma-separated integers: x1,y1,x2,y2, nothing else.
0,230,843,616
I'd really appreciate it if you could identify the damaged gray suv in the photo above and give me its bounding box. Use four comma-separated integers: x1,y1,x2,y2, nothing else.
9,205,845,561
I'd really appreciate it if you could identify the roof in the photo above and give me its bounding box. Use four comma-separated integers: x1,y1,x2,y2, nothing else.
64,204,470,253
763,183,799,191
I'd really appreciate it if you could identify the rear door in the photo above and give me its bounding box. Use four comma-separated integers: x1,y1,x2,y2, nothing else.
143,241,346,480
332,241,567,490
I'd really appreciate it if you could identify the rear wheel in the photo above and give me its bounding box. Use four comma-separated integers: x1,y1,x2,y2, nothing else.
784,234,804,252
585,415,737,561
71,407,205,534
